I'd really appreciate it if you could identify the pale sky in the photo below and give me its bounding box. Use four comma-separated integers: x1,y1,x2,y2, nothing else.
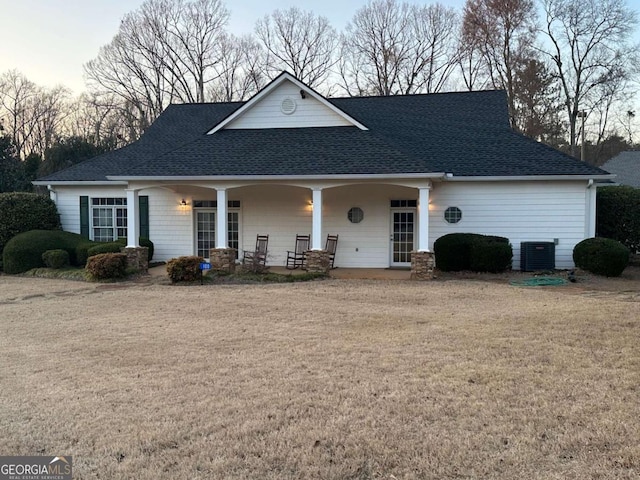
0,0,465,95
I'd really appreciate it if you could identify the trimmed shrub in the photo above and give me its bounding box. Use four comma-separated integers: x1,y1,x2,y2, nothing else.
0,192,61,257
3,228,155,274
75,241,97,266
166,256,204,283
434,233,511,272
3,230,90,274
86,253,127,279
434,233,483,271
469,241,513,273
597,186,640,253
113,237,154,261
42,249,70,269
573,237,629,277
87,242,122,257
87,238,155,261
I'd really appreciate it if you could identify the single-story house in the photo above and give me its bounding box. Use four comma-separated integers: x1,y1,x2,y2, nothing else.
34,72,613,272
601,151,640,188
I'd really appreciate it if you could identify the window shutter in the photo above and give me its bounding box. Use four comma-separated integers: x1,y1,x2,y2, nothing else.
80,196,89,238
139,195,149,239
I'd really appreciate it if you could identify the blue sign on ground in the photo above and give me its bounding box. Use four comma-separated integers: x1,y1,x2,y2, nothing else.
199,262,212,270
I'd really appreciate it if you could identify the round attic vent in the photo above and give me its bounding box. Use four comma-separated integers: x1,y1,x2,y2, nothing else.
281,97,297,115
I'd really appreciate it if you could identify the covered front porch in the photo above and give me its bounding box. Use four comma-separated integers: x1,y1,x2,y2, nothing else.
122,178,438,275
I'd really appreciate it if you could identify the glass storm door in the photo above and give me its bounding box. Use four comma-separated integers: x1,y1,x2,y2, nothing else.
196,210,215,258
390,210,415,266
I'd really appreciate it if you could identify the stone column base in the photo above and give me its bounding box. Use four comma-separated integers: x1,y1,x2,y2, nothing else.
305,250,331,274
210,248,237,273
121,246,149,273
411,251,435,280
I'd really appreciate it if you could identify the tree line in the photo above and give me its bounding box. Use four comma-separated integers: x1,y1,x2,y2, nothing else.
1,0,638,192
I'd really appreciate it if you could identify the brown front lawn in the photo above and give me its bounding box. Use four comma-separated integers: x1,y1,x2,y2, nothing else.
0,270,638,479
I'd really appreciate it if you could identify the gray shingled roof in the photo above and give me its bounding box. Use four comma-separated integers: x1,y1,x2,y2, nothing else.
37,87,609,182
601,151,640,187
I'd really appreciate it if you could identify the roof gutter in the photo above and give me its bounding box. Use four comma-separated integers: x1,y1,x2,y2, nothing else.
106,173,448,181
443,174,616,182
32,180,129,186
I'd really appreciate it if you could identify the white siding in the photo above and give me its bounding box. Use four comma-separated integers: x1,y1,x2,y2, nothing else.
235,184,417,268
323,185,417,268
54,186,193,262
146,189,193,260
430,181,589,269
233,185,313,265
225,81,353,129
53,180,592,269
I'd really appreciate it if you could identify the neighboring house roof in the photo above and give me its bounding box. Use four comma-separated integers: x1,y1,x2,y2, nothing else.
601,151,640,187
36,72,610,183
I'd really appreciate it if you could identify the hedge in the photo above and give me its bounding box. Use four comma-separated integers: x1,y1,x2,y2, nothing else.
573,237,629,277
87,242,123,257
0,192,60,258
434,233,512,272
597,186,640,253
3,229,155,274
3,230,89,274
469,241,513,273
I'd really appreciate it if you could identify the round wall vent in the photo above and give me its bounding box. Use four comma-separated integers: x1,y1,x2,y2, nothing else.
281,97,297,115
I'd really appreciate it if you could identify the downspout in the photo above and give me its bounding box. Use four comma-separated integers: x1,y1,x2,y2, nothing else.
585,179,596,238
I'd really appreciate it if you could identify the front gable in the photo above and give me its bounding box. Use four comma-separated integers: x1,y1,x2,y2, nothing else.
208,72,368,133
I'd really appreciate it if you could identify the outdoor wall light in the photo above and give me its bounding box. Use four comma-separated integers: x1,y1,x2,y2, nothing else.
181,198,187,206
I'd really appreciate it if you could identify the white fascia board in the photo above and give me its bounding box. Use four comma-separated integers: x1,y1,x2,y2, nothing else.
32,180,129,186
444,174,616,182
206,72,369,134
107,173,446,182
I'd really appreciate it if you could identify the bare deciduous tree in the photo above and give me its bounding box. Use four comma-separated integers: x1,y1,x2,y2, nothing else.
540,0,639,157
255,7,338,88
84,0,229,138
66,92,134,148
208,34,268,102
340,0,460,96
462,0,537,127
456,30,490,91
0,70,70,158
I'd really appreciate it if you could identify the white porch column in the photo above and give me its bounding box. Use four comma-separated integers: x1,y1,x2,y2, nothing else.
216,188,228,248
125,188,140,247
311,188,323,250
418,186,430,252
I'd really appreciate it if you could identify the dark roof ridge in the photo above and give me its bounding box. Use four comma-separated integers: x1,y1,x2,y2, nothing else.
326,88,506,101
166,99,245,107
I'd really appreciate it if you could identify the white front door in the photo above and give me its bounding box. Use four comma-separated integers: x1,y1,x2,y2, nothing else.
390,209,416,266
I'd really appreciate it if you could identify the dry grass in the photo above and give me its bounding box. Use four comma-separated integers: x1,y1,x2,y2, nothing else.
0,269,639,479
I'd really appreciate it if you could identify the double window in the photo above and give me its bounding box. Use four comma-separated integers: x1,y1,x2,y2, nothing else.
91,198,127,242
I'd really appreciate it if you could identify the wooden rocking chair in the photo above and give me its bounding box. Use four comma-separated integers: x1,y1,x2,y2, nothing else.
286,234,310,269
325,234,339,269
243,234,269,272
